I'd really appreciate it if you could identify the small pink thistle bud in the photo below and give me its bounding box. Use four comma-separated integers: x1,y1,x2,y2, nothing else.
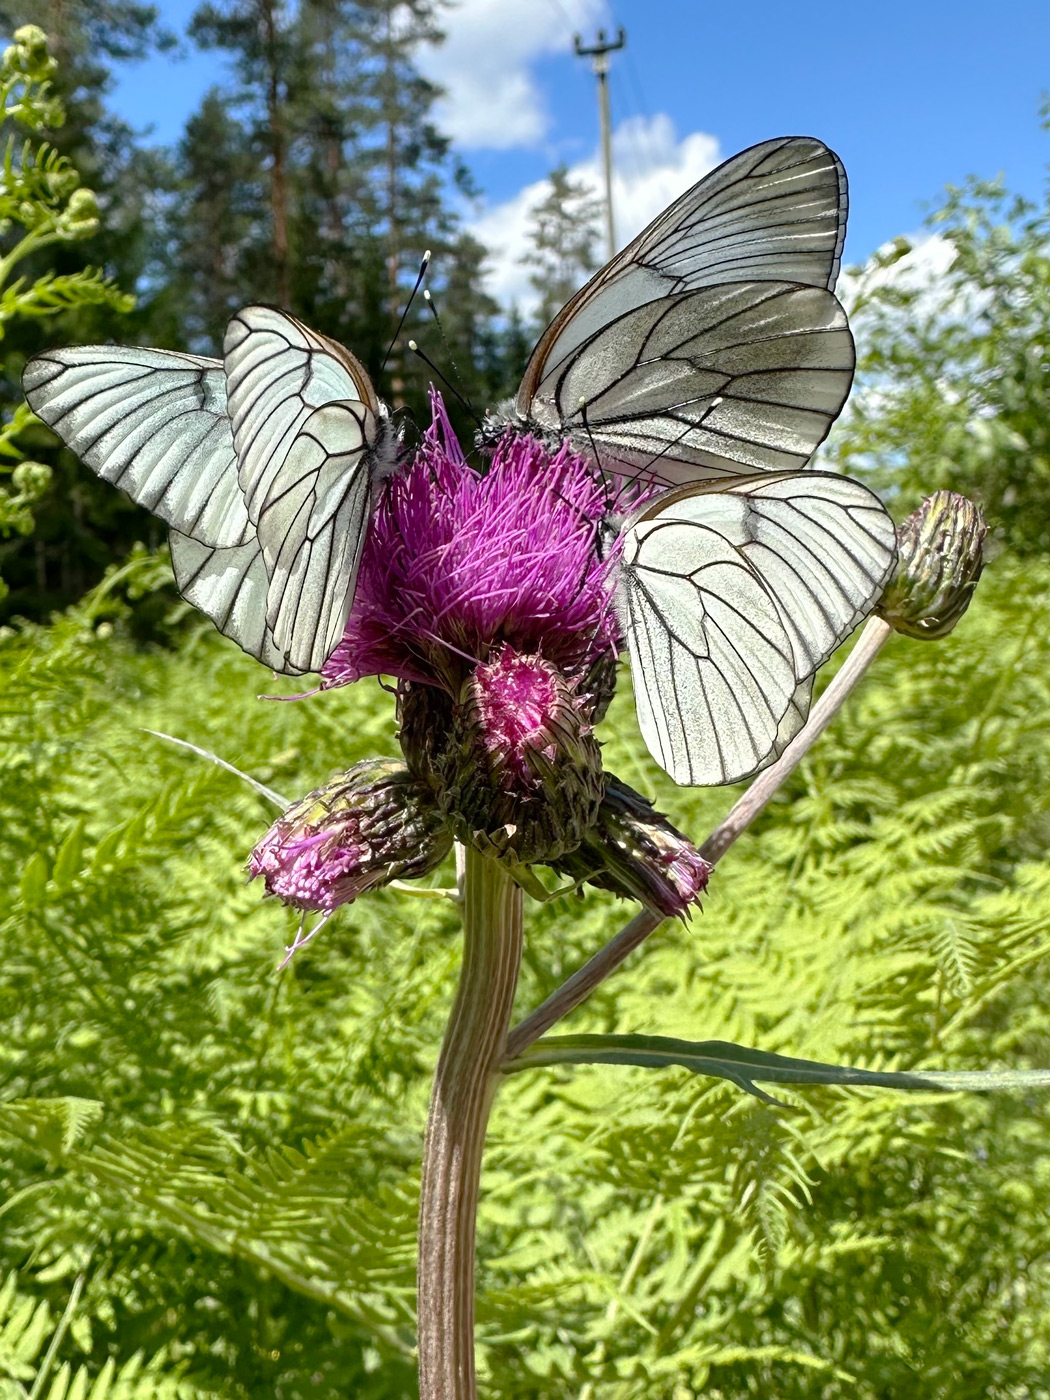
878,491,986,640
248,758,451,914
399,647,605,866
552,774,711,920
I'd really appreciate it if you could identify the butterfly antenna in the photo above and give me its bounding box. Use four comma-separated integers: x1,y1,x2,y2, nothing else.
423,289,481,424
408,340,481,423
382,249,431,374
577,396,616,502
633,417,703,494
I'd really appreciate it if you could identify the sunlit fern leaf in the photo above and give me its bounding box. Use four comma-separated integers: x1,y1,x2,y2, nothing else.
0,1274,204,1399
81,1123,418,1356
930,918,981,997
0,1100,103,1164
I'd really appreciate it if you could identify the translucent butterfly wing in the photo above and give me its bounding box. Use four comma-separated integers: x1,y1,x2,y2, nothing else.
223,306,386,673
519,135,848,413
169,532,295,674
621,472,896,785
259,402,377,673
22,347,251,547
532,281,854,487
224,305,378,518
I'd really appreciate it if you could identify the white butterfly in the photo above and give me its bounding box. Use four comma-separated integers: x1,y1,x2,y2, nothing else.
23,306,398,674
498,135,897,785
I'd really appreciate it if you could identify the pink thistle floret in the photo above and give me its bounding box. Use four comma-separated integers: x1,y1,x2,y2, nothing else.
662,847,711,913
248,759,453,915
322,392,620,693
249,819,372,914
472,647,569,786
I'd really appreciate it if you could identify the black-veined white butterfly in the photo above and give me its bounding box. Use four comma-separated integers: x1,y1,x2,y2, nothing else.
23,305,399,674
490,134,896,786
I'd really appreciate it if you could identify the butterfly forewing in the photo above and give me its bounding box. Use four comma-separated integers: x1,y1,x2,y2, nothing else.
518,135,848,416
22,347,251,547
223,306,378,520
621,472,896,785
223,306,389,674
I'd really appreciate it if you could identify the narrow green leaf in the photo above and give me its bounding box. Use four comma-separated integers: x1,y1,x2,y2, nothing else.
51,818,85,890
19,850,48,909
504,1033,1050,1103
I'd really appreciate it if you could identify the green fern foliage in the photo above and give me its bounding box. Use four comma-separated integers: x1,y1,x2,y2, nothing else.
4,540,1050,1397
0,1271,200,1399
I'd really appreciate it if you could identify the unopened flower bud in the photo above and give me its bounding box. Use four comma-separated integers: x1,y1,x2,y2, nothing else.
550,774,710,919
248,758,451,913
878,491,986,640
399,646,605,865
11,460,51,500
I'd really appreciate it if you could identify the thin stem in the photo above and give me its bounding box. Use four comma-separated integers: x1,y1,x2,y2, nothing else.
697,617,892,865
506,617,893,1058
418,846,524,1400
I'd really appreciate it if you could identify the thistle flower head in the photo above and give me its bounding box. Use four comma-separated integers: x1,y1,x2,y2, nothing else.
878,490,986,640
322,392,620,694
248,758,451,914
399,647,605,864
552,774,711,920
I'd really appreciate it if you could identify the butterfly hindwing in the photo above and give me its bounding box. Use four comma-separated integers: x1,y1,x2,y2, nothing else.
259,401,377,673
169,532,294,674
620,472,896,785
533,280,854,487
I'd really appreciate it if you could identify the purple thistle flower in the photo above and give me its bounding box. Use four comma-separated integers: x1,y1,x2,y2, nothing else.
253,390,710,921
249,759,452,915
322,391,620,695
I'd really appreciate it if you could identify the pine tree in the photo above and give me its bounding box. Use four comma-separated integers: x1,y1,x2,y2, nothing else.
0,5,174,620
154,91,263,352
521,164,603,330
188,0,298,307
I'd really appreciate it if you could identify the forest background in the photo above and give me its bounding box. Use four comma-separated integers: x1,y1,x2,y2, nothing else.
5,2,1050,1398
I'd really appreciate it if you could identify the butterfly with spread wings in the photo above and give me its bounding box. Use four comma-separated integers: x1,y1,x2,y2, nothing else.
489,134,897,786
23,305,399,675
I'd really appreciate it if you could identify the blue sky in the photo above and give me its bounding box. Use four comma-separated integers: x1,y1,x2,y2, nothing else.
109,0,1050,307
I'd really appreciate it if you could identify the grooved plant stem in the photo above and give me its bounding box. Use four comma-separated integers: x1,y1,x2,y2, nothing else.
418,848,524,1400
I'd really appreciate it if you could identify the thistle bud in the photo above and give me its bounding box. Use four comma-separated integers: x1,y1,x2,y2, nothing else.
878,491,986,640
550,774,710,919
399,646,605,865
248,758,451,913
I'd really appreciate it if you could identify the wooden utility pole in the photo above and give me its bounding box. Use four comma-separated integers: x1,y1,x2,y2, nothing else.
573,27,626,260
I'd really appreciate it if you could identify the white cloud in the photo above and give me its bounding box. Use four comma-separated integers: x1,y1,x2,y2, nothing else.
839,232,957,322
468,113,721,309
418,0,604,150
